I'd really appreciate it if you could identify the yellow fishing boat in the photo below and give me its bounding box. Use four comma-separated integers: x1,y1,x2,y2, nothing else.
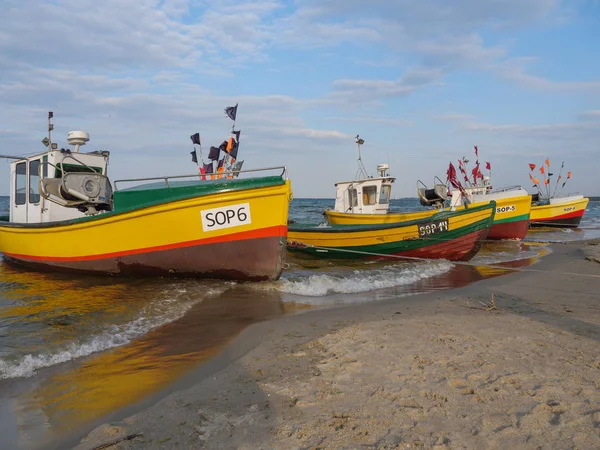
529,195,589,227
0,112,292,281
325,139,530,240
289,201,496,261
526,161,589,227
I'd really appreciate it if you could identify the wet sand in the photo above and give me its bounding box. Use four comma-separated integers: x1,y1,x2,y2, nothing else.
70,240,600,450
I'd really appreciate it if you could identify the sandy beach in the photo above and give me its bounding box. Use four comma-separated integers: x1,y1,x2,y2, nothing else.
67,239,600,450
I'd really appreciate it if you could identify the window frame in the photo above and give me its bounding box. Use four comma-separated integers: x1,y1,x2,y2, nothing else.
29,159,41,204
379,185,391,204
363,186,378,205
15,162,27,206
348,188,358,207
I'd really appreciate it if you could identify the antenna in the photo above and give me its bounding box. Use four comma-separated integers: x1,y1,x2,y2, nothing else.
355,134,369,180
41,111,54,150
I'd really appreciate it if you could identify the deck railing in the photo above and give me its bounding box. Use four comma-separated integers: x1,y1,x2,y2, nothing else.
113,166,288,191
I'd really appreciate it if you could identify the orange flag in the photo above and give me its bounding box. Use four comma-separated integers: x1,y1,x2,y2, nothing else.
533,177,539,184
567,171,572,179
544,179,549,185
545,158,550,167
540,166,545,175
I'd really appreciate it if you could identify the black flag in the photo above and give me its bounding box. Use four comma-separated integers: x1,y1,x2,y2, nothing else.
191,149,198,164
208,146,221,161
229,142,239,160
233,130,241,143
190,133,201,146
225,104,238,121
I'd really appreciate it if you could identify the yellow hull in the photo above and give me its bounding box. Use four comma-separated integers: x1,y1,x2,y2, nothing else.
326,195,531,240
529,197,589,227
0,181,292,280
289,202,496,261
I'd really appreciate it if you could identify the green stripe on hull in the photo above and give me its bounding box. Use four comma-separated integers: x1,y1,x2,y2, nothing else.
290,202,495,234
113,176,285,213
492,213,530,225
288,217,491,259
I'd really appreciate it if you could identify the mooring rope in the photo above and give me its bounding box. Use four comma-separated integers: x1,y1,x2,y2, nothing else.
286,242,600,280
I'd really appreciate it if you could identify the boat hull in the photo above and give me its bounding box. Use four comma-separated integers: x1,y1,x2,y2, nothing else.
0,180,292,281
529,197,589,228
326,195,530,241
288,202,495,262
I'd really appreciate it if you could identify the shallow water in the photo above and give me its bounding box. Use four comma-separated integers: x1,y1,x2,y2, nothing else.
0,196,597,449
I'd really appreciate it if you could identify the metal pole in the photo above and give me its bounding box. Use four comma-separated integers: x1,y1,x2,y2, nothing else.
48,111,54,152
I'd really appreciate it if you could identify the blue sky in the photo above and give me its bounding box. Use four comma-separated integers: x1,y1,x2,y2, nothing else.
1,0,599,198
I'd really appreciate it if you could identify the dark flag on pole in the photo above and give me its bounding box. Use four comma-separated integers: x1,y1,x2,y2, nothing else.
208,146,221,161
229,143,239,161
191,149,198,164
190,133,201,146
225,104,238,121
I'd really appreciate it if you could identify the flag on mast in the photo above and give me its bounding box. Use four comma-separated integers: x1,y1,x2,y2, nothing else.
190,133,201,146
225,104,238,121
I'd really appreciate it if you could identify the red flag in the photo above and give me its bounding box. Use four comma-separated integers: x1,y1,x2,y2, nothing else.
471,164,481,181
199,166,206,181
567,171,572,179
528,163,536,171
446,162,457,180
447,163,462,189
540,166,545,175
474,145,479,157
529,173,533,181
485,162,491,170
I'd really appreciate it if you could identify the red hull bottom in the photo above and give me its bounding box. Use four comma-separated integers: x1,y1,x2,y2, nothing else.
2,236,286,281
530,210,585,228
487,219,530,240
387,228,490,262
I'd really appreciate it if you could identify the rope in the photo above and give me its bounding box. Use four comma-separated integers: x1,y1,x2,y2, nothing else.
287,243,600,280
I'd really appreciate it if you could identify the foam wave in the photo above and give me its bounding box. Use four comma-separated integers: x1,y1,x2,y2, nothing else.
262,261,453,297
0,286,228,380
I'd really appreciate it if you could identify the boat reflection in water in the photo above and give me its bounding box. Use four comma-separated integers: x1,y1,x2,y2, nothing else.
0,263,289,449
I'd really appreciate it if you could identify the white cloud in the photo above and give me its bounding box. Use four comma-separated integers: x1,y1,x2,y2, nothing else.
493,60,600,91
330,67,444,103
278,128,351,140
324,117,413,126
579,110,600,119
433,113,476,122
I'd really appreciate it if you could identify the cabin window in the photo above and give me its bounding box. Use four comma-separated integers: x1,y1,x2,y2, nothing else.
42,155,48,178
29,160,41,204
15,162,27,205
379,185,391,204
347,188,358,207
363,186,377,205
